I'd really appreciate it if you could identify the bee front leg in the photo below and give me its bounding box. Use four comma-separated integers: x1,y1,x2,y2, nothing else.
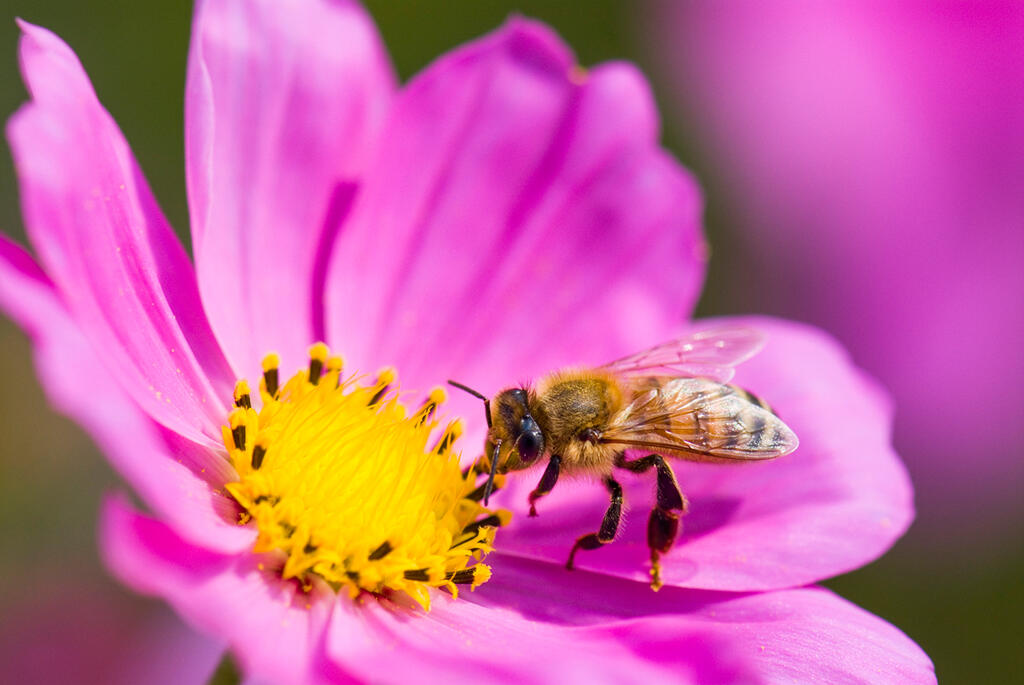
566,476,623,571
615,453,687,591
527,455,561,517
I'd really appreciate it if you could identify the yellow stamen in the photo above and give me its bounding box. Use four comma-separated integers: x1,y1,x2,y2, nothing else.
233,380,252,409
223,343,507,610
261,352,281,398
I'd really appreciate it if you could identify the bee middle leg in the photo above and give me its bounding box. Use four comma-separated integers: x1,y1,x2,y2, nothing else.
565,476,623,571
615,453,687,591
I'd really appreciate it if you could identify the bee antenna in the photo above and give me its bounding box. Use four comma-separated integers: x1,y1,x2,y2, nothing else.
448,380,492,429
447,380,487,401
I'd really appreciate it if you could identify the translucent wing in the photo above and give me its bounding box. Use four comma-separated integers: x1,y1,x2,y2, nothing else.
600,378,798,461
601,325,765,383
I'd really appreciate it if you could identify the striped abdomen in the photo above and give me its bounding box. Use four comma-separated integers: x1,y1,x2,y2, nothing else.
607,377,798,462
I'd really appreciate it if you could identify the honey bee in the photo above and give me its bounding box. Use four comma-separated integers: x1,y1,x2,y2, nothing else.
449,325,798,590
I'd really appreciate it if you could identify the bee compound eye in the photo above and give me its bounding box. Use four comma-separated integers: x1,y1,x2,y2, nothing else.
516,417,543,464
516,432,542,463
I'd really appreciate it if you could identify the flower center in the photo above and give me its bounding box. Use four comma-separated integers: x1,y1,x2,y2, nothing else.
221,343,508,610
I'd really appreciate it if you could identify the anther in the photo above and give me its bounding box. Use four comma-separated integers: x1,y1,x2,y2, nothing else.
446,567,484,585
403,569,431,582
233,380,252,409
262,353,280,397
414,387,447,425
368,541,393,561
229,408,247,450
231,425,246,450
369,367,397,406
308,343,329,385
325,355,344,386
454,512,508,544
251,442,267,470
433,419,464,455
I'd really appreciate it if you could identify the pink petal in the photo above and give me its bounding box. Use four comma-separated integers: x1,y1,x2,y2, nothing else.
102,497,753,684
102,499,932,684
0,236,254,553
325,18,704,428
101,496,332,685
8,21,234,445
323,581,754,685
472,554,935,685
187,0,396,376
494,317,913,591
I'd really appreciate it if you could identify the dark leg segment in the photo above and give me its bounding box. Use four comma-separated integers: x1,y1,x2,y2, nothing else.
528,454,561,517
566,477,623,571
646,508,680,591
615,453,687,512
615,453,688,591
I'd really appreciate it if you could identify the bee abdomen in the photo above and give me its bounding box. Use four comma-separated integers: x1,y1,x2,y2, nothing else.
728,384,774,414
722,397,791,455
670,380,788,456
616,377,795,461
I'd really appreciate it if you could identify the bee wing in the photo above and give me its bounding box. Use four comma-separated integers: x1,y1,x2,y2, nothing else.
600,325,765,383
600,378,798,461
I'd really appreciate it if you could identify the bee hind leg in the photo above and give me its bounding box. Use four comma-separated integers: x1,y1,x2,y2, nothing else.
614,453,687,512
646,508,680,591
615,454,687,591
565,477,623,571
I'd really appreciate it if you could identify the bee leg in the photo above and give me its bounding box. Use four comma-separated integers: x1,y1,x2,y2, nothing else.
565,476,623,571
614,453,687,513
647,508,679,591
615,454,687,591
527,454,561,517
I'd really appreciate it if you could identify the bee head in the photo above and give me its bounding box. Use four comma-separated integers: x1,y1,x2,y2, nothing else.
447,381,545,506
488,387,545,473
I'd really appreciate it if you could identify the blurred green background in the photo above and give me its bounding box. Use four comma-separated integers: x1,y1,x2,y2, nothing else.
0,1,1019,683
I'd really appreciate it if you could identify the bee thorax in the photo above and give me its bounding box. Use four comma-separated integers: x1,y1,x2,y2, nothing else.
534,370,624,456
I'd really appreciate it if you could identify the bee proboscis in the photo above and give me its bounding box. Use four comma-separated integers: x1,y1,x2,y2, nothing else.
450,325,798,590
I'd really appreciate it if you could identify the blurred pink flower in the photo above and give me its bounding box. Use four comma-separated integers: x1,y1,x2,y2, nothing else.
0,581,222,685
1,1,933,682
652,1,1024,543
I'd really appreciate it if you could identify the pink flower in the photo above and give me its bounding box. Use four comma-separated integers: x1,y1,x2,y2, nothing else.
0,584,222,685
651,1,1024,542
1,2,933,683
